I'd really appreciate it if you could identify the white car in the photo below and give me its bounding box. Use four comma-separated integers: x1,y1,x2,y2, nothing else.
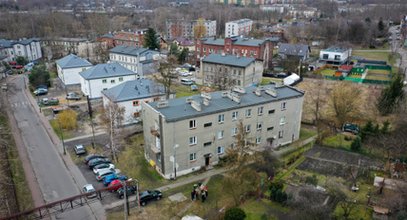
93,163,115,174
82,184,97,198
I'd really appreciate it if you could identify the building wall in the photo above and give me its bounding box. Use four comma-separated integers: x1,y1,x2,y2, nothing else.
142,93,304,179
201,60,263,87
225,19,253,38
12,41,42,61
0,47,15,62
58,65,92,85
81,75,137,99
166,20,217,40
319,49,351,62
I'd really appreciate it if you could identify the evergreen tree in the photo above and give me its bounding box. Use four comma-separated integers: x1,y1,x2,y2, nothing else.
177,48,189,64
351,136,362,152
169,43,179,56
143,28,160,50
224,207,246,220
377,74,404,115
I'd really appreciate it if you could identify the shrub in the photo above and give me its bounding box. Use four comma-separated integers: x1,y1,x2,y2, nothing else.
224,207,246,220
350,136,362,152
57,109,77,130
305,174,318,186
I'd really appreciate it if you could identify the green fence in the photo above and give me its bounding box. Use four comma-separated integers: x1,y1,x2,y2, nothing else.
365,65,392,71
324,76,389,85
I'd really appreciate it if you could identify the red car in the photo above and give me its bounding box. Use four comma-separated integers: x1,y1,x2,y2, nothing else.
108,180,123,192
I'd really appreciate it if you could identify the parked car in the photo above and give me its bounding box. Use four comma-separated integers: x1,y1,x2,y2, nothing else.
66,92,81,100
108,179,124,191
103,174,128,186
74,145,87,155
342,123,360,135
33,88,48,96
93,163,115,174
139,190,163,206
84,154,107,165
190,85,198,91
40,97,59,106
82,184,97,198
95,169,119,181
117,185,137,199
88,157,111,169
181,78,193,85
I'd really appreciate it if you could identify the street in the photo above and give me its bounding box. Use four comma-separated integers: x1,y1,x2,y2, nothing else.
5,75,105,220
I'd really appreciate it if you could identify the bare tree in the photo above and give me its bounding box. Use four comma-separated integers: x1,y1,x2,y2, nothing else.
100,102,125,162
154,55,178,100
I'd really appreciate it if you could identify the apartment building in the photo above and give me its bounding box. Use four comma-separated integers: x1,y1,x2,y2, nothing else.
166,19,217,40
109,45,159,76
142,84,304,179
0,38,42,62
201,53,263,88
56,54,93,85
195,36,273,69
225,19,253,38
213,0,269,6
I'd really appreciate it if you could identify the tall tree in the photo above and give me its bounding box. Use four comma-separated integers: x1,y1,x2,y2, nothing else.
100,102,125,162
193,18,207,39
143,28,160,51
169,43,179,56
177,48,189,64
154,55,177,99
29,65,50,88
377,74,404,115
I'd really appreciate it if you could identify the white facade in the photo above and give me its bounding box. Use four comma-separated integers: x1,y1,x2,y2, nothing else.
80,75,136,99
13,40,42,61
57,66,92,85
202,20,217,38
225,19,253,38
319,47,352,64
0,47,15,62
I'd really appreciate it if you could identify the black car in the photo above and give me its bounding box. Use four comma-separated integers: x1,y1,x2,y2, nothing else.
84,154,107,165
139,190,162,206
88,158,111,169
117,185,137,199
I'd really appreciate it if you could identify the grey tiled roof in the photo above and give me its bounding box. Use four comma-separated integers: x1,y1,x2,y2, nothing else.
202,37,267,47
149,84,304,122
16,38,40,45
102,79,166,102
278,43,309,57
79,62,135,80
56,54,93,69
202,53,255,67
0,39,13,48
109,45,158,57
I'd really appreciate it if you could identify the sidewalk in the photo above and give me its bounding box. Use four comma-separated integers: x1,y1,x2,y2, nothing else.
104,167,228,211
64,131,106,143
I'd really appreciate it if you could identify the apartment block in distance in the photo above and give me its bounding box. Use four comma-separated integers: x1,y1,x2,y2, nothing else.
166,19,217,40
225,19,253,38
142,84,304,179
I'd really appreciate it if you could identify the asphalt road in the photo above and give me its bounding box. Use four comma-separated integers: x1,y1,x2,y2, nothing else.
6,75,102,220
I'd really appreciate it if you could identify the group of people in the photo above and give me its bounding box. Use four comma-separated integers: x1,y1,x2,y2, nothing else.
191,183,208,203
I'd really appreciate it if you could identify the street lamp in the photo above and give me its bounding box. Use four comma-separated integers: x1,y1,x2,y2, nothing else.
170,144,179,180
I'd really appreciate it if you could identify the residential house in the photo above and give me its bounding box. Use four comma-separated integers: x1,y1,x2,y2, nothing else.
56,54,93,85
319,47,352,65
109,45,160,76
112,30,147,48
41,38,88,59
0,39,15,62
201,53,263,88
0,38,42,62
166,19,217,40
79,62,137,99
195,36,273,68
142,84,304,179
172,37,195,52
225,19,253,38
102,79,173,125
278,43,310,61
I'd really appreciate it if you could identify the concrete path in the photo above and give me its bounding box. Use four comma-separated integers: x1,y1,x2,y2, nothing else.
64,131,106,143
271,135,317,157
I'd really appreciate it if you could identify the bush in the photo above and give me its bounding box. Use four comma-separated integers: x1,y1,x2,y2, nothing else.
16,56,28,65
350,136,362,152
305,174,318,186
269,181,288,203
57,109,77,130
224,207,246,220
28,65,50,88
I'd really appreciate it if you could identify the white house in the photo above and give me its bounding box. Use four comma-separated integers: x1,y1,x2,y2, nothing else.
225,19,253,38
319,47,352,65
102,79,174,125
79,62,137,99
109,45,159,77
56,54,93,85
12,38,42,62
0,39,15,62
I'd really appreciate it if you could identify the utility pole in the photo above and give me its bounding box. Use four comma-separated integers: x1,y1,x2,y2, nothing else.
109,105,117,162
86,96,96,149
123,180,128,220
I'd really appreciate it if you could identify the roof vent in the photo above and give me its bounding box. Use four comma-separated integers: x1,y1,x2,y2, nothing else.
186,97,193,103
203,98,210,106
157,100,169,108
201,92,212,100
255,88,261,96
227,92,241,104
191,100,202,111
265,88,278,97
233,86,246,94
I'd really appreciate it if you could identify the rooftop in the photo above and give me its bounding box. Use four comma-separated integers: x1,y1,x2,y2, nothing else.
278,43,310,57
56,54,93,69
202,36,267,47
202,53,255,68
0,39,13,48
109,45,158,57
79,62,135,80
228,18,253,24
322,47,349,53
148,84,304,122
102,79,166,102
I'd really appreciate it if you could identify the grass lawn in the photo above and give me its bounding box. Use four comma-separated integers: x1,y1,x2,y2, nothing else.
49,119,74,140
347,74,362,79
352,51,390,62
299,127,317,140
174,85,200,98
322,134,353,150
260,77,283,85
365,74,390,81
334,204,372,220
49,71,57,79
320,69,336,77
240,199,290,220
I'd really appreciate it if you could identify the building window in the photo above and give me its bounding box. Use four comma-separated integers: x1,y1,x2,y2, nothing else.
267,127,274,131
189,153,197,161
133,101,139,106
217,146,224,155
111,79,115,84
103,88,108,90
280,117,286,125
281,102,287,110
203,142,212,147
119,77,123,82
245,125,251,133
268,109,275,114
279,131,284,138
232,127,238,136
245,109,252,117
102,79,107,83
232,111,238,120
218,114,225,123
204,122,212,127
133,112,140,117
218,130,224,139
189,120,196,129
257,123,262,131
258,107,264,115
189,136,197,145
256,137,261,144
322,54,329,59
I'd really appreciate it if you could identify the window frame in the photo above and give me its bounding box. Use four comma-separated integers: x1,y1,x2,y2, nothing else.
189,136,197,145
189,120,196,129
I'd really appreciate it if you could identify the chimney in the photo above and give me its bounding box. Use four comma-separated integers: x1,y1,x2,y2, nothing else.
191,100,202,111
